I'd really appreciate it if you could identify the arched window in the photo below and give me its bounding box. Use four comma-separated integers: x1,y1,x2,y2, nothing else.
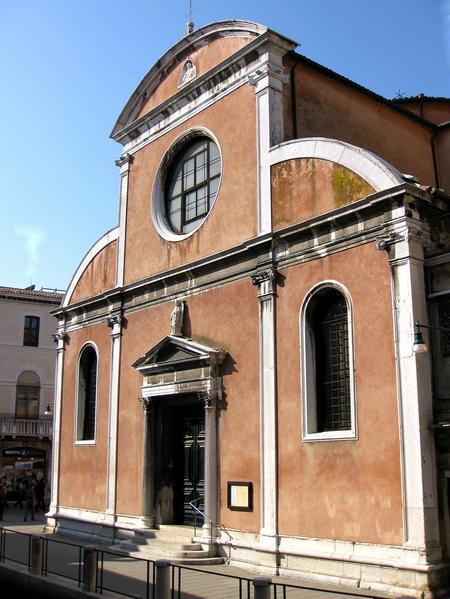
301,284,356,441
16,370,40,419
77,345,98,442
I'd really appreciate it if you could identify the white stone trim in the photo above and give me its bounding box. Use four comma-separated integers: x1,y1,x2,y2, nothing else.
269,138,404,192
47,328,65,519
252,47,289,235
62,228,119,308
106,320,122,517
253,273,278,548
116,159,132,287
74,341,99,445
300,280,357,442
151,128,223,242
389,232,441,552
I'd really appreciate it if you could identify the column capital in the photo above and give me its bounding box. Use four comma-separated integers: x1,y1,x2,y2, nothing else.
115,153,134,169
251,268,278,299
197,390,223,411
106,314,123,336
139,396,154,415
52,331,67,350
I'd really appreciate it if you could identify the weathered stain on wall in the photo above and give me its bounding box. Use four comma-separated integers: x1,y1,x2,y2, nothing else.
69,241,117,305
271,158,375,230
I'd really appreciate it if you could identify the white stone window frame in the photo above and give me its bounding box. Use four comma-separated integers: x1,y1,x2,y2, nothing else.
74,341,99,445
300,280,357,442
151,127,223,242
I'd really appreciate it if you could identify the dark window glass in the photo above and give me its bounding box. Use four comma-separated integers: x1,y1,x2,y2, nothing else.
78,346,97,441
437,300,450,355
15,385,39,419
165,137,221,234
310,288,351,432
23,316,40,347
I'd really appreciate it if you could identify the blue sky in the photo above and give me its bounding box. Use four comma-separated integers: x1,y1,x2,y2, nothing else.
0,0,449,291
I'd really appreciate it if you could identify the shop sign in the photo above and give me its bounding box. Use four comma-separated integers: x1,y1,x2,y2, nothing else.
2,448,45,458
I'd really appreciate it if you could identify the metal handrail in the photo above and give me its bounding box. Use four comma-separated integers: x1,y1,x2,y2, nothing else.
188,498,233,548
0,525,381,599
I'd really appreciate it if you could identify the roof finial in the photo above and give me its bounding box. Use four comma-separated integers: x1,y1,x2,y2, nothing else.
186,0,194,35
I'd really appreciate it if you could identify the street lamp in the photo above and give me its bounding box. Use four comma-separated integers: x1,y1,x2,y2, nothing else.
413,322,428,353
413,320,450,354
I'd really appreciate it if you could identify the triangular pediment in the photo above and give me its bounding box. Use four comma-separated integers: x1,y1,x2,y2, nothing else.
110,21,278,141
132,335,225,374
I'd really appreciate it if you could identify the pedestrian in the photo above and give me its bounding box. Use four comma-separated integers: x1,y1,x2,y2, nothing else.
24,480,36,521
35,477,45,512
15,477,25,508
0,477,8,521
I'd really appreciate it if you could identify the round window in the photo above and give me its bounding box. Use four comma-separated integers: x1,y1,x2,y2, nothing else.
164,136,221,235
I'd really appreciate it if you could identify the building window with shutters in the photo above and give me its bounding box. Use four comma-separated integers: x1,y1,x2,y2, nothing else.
16,370,40,419
301,282,357,441
23,315,40,347
76,344,98,443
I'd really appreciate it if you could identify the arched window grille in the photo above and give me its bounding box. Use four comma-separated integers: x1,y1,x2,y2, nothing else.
302,284,356,440
77,345,97,442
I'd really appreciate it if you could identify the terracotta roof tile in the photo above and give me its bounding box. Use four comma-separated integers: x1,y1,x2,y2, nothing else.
0,286,64,304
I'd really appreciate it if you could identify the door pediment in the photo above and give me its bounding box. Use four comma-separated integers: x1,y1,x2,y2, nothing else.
132,335,226,376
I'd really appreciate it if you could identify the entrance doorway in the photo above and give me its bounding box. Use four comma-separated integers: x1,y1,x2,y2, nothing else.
157,398,205,526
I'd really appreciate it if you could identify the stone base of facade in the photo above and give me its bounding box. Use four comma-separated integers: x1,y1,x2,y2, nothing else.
46,511,450,597
218,530,450,598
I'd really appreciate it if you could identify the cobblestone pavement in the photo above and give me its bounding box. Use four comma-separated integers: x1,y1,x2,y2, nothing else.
0,504,390,599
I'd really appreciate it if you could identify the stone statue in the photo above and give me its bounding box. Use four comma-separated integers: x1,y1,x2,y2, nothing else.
179,60,196,86
170,299,185,336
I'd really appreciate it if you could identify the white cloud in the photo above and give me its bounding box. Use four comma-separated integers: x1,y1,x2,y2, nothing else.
15,226,45,282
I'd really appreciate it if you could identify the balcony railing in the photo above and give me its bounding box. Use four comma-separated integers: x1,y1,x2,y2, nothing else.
0,416,53,438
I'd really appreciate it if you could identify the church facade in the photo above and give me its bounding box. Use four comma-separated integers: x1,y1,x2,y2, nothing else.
48,21,450,597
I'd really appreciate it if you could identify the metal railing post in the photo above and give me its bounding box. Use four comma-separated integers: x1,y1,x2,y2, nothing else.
30,535,44,575
253,576,271,599
82,545,98,593
155,559,170,599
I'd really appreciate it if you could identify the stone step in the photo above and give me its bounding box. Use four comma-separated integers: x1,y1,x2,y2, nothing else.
129,538,203,551
120,548,225,565
112,525,225,565
118,542,211,559
118,525,198,545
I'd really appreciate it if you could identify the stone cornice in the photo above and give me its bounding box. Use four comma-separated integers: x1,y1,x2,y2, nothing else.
53,185,445,329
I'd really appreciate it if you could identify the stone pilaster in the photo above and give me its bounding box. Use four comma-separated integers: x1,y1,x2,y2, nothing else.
47,325,67,523
251,268,278,550
389,222,441,559
105,314,123,522
115,153,133,287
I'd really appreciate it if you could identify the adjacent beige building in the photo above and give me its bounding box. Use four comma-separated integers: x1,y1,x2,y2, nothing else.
0,286,63,487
